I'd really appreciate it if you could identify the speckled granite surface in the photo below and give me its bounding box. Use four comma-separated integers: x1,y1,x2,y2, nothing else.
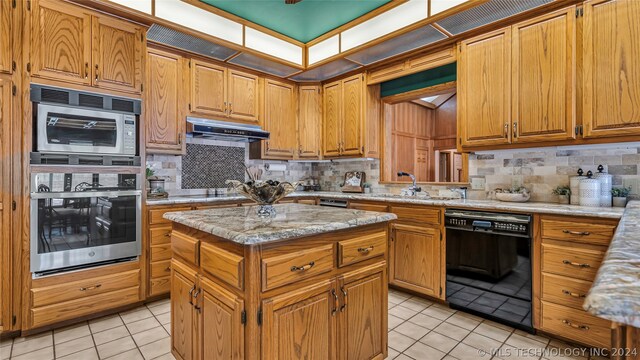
149,191,625,219
584,201,640,328
163,203,397,245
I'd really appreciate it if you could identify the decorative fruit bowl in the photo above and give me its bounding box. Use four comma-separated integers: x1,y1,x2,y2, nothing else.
226,179,298,217
491,187,531,203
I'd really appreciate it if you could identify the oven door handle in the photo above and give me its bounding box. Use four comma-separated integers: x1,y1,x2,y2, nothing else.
31,190,142,199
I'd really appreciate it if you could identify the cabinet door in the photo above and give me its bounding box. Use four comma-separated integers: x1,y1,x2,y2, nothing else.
341,75,363,156
91,15,143,94
31,0,92,85
0,78,10,331
198,277,244,360
146,48,185,154
458,28,512,147
171,261,197,360
263,79,296,159
512,8,576,143
389,223,442,299
323,81,341,157
262,279,337,360
190,60,227,118
338,263,387,360
583,0,640,138
227,69,260,123
298,85,322,159
0,0,11,74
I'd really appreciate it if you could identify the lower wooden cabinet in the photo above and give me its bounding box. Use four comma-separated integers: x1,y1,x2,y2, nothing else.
171,260,197,360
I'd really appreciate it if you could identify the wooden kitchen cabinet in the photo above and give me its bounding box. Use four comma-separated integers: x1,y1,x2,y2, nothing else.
261,79,297,159
0,0,12,74
0,77,11,332
228,69,260,123
189,59,227,118
582,0,640,139
146,48,185,155
389,223,442,299
297,85,322,159
171,260,198,360
322,73,380,158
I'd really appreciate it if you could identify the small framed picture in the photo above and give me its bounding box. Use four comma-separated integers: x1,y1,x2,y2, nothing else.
341,171,366,193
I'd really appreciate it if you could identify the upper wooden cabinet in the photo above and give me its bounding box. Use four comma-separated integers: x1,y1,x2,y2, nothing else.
297,85,322,159
0,0,13,74
30,0,143,94
458,28,512,148
582,0,640,138
511,7,576,143
322,73,380,158
228,70,260,123
262,79,297,159
146,48,185,155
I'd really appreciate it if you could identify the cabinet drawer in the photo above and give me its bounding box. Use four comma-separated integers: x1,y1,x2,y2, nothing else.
150,260,172,278
297,199,317,205
262,244,334,291
541,219,616,246
541,301,611,349
171,232,199,265
541,273,592,310
338,231,387,267
542,244,604,281
32,286,140,328
149,277,170,297
149,226,172,245
149,207,191,225
32,269,139,308
349,202,389,212
390,206,440,225
195,203,238,210
150,243,172,262
200,242,244,290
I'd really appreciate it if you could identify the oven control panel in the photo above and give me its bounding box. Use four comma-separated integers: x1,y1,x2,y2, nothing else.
445,209,531,236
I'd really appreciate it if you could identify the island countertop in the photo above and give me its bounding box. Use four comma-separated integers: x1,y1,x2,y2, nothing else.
163,203,397,245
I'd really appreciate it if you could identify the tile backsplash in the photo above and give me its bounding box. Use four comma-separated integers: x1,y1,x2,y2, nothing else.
181,143,245,189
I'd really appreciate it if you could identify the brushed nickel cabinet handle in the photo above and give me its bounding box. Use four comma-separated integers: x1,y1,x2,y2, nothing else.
188,285,196,305
562,260,591,268
340,287,347,312
513,122,518,138
504,123,509,139
357,246,374,253
85,63,89,79
290,261,315,272
331,289,338,316
562,289,586,298
79,284,102,291
562,319,589,330
94,64,99,81
562,230,590,236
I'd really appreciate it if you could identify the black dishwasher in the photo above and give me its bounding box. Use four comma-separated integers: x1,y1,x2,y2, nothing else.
445,209,533,331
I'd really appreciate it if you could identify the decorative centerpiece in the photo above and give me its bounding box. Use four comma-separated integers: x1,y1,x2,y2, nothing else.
490,186,531,202
611,186,631,207
226,178,298,217
552,185,571,204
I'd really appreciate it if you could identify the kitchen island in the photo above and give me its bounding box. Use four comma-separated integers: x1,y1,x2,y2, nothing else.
164,203,397,360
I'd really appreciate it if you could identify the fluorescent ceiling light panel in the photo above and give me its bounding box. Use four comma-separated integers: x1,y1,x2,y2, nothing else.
308,35,340,65
430,0,468,16
108,0,152,14
245,27,303,65
155,0,243,45
340,0,428,51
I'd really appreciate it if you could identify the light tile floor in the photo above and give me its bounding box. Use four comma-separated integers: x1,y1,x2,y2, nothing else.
0,289,610,360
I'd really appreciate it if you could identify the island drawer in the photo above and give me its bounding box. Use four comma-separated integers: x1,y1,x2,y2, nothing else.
200,242,244,290
338,231,387,267
32,269,140,308
262,244,334,291
349,202,389,212
390,206,440,225
541,244,604,281
540,301,611,349
541,218,616,246
541,273,592,310
149,206,191,225
171,232,200,266
150,226,172,245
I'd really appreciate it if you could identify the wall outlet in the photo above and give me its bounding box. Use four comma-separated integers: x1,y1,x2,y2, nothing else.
623,178,640,195
471,177,486,190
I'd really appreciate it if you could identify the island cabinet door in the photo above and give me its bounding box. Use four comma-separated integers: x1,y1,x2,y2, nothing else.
337,262,387,360
389,223,442,299
171,260,198,360
196,276,244,360
261,279,338,360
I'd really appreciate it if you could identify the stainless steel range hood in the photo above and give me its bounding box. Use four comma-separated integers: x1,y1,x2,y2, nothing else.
186,117,269,142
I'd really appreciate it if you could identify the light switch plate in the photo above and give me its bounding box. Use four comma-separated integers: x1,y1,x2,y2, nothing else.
622,178,640,195
471,177,486,190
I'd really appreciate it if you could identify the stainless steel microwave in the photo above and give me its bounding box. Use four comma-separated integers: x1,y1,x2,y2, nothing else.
37,103,136,156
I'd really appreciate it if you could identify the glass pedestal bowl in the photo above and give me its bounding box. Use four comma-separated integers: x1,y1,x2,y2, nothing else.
226,180,298,217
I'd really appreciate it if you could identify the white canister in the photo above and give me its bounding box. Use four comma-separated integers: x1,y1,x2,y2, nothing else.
570,168,586,205
579,171,602,207
594,165,612,207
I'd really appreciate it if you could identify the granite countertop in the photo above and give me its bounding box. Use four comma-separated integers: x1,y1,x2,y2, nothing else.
149,191,625,219
584,200,640,328
163,203,397,245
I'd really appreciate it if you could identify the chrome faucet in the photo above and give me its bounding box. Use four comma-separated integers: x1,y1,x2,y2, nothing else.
397,172,421,196
449,187,468,199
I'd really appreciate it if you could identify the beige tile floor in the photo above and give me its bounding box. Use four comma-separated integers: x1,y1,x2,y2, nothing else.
0,289,609,360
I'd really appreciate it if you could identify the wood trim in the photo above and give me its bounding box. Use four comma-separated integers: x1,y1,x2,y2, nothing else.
382,81,457,104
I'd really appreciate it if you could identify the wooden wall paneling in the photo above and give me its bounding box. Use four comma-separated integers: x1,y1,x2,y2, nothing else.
582,0,640,138
511,7,576,143
393,134,415,181
227,69,260,124
458,27,512,147
145,48,185,154
30,0,92,86
341,74,364,156
0,0,12,75
322,81,341,157
262,79,296,159
297,85,322,159
434,94,457,141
